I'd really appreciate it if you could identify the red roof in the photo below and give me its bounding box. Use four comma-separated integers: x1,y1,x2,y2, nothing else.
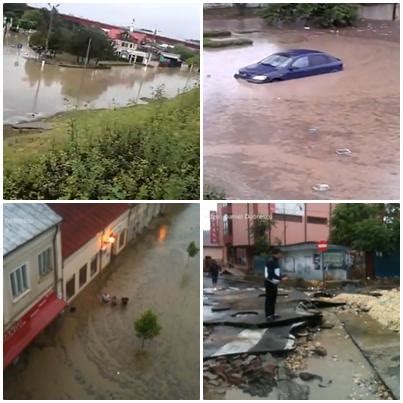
107,28,125,40
131,32,146,42
48,204,129,259
106,28,146,43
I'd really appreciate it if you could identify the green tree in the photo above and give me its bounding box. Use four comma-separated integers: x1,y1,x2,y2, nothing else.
330,204,400,279
134,310,162,349
259,4,358,28
186,241,199,267
250,217,276,256
330,204,399,254
20,9,46,30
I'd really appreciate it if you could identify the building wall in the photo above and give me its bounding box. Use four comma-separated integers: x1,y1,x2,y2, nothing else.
128,204,162,241
62,211,129,302
203,246,224,262
282,250,347,280
4,226,60,329
358,4,399,21
221,203,332,247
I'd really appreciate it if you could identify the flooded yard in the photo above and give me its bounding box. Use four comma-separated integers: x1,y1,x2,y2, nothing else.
4,204,200,400
4,34,198,125
203,18,400,199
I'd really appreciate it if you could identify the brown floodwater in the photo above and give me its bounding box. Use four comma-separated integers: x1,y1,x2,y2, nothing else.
203,18,400,199
4,34,198,125
4,204,200,400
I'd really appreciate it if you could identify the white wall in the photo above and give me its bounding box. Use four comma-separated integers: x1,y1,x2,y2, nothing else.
4,226,60,329
282,251,347,280
128,204,161,241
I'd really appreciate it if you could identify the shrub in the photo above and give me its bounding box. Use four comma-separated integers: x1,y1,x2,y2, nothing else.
4,88,200,200
134,310,162,349
259,4,359,28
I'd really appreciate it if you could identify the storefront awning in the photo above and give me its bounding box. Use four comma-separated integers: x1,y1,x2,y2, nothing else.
4,292,66,368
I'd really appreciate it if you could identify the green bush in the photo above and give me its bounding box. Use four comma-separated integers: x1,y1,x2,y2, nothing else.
134,309,161,349
4,88,200,200
259,4,359,28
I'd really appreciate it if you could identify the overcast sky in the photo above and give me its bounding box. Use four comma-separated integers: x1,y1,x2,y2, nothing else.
30,3,200,40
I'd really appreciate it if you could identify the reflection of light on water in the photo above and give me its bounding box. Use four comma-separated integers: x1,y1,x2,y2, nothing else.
157,225,168,242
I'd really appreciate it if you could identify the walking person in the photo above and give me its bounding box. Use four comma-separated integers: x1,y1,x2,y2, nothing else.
209,259,221,289
265,248,287,320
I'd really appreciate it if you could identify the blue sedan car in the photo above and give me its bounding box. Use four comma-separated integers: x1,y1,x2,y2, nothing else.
234,49,343,83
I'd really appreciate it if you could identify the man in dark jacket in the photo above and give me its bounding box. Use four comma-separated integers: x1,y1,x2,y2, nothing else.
209,259,221,288
265,248,287,320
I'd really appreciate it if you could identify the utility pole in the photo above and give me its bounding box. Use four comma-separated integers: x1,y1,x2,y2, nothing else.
392,3,397,21
85,37,92,67
45,3,60,55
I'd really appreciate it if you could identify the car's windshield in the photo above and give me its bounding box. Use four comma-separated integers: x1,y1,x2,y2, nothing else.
260,54,291,67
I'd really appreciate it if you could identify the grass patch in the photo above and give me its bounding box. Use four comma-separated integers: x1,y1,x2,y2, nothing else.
203,37,253,48
4,88,200,200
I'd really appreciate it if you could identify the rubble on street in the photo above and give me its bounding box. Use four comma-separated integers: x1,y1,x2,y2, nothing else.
329,289,400,332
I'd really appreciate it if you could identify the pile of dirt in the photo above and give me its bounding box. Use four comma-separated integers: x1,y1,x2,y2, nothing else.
330,289,400,332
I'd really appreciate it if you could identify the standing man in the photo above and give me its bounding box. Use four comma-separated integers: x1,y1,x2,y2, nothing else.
265,248,287,320
209,259,221,289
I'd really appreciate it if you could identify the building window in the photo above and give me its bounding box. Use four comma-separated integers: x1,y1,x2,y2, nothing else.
79,265,87,288
38,248,53,277
10,264,29,299
90,255,98,277
66,275,75,300
307,216,328,225
273,213,303,222
119,229,126,249
223,214,229,235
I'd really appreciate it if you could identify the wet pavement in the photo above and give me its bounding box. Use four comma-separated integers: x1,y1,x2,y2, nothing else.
4,204,200,400
203,18,400,199
203,274,397,400
4,34,198,124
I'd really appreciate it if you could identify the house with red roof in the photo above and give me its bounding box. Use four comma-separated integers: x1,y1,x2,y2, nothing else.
104,28,150,64
47,203,165,302
48,204,130,301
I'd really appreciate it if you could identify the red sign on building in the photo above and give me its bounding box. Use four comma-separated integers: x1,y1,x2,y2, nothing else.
317,240,328,252
210,211,219,244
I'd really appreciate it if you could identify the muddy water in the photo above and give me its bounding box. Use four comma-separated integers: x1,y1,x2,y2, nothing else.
4,204,200,400
4,34,198,125
204,18,400,199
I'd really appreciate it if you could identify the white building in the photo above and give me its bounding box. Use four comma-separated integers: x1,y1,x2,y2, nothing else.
3,204,65,367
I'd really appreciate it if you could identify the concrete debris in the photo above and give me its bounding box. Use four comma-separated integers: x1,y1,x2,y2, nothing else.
336,148,352,156
312,183,330,192
203,353,280,397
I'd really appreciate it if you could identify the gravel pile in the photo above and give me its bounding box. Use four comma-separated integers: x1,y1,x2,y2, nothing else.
330,289,400,332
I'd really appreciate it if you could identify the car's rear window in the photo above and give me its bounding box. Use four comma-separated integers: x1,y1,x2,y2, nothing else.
309,54,330,66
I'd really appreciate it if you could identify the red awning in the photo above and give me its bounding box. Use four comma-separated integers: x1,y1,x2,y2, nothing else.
4,292,66,368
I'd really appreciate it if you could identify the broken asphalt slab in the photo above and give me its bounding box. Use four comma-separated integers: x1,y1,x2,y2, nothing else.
204,307,321,329
204,323,307,359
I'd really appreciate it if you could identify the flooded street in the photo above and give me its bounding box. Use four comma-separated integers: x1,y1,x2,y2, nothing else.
4,204,200,400
4,34,198,125
204,18,400,199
